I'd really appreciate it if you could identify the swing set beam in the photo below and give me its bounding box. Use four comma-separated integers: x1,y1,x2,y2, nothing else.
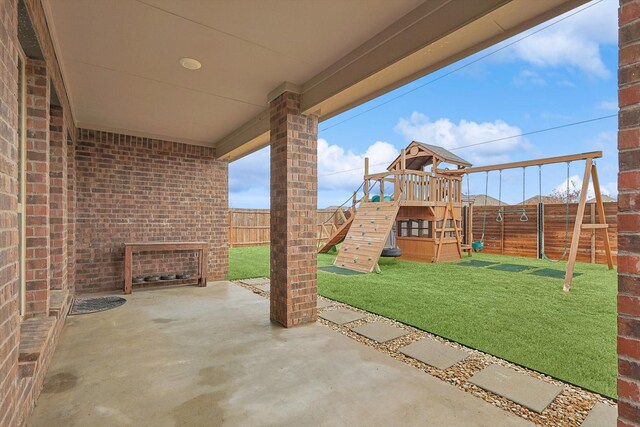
450,149,612,293
442,151,602,175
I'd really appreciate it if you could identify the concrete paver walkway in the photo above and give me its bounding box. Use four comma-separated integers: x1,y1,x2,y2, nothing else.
30,282,532,427
399,339,469,370
351,321,409,343
468,364,562,413
581,402,616,427
319,307,366,325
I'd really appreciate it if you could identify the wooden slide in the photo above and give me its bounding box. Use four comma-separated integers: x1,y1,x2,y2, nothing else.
333,201,400,273
318,214,355,253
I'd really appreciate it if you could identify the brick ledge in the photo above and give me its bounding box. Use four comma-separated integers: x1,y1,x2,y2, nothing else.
18,317,55,378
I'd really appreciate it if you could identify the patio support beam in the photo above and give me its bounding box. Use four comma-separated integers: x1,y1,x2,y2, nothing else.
617,0,640,425
269,89,318,327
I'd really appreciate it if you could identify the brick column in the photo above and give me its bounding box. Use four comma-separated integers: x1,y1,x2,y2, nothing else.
67,130,75,292
618,1,640,425
269,91,318,327
25,58,50,316
49,105,67,291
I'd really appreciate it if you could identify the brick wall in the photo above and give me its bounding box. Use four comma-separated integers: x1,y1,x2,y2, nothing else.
618,0,640,426
24,58,49,316
0,0,20,424
74,129,228,293
269,91,318,327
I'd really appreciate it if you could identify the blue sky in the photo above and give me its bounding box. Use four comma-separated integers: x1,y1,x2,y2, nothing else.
230,0,618,208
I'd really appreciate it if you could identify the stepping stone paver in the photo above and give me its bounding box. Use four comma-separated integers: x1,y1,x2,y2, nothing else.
468,364,562,413
398,339,469,370
319,308,365,325
239,278,270,286
581,402,616,427
254,283,270,292
350,321,409,343
317,299,332,309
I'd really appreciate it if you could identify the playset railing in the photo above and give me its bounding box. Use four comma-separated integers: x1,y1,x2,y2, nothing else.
363,170,462,204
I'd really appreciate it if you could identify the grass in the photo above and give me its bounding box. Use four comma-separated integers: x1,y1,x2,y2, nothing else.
228,245,617,398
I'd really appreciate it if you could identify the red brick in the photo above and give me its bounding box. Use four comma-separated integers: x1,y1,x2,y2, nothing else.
620,254,640,275
621,44,640,68
622,296,640,317
622,86,640,109
621,1,640,26
620,336,640,360
620,171,640,191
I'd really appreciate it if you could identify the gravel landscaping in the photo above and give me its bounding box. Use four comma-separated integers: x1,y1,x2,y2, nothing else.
233,278,616,427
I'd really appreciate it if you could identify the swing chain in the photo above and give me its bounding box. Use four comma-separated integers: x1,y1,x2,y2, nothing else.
481,171,489,241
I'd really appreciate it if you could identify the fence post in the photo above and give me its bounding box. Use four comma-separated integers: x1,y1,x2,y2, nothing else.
228,210,234,248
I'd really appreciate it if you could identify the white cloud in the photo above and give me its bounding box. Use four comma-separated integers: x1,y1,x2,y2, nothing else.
508,0,617,78
394,112,525,165
228,147,270,194
597,100,618,111
318,139,399,191
228,139,400,207
553,174,596,200
513,69,547,86
602,182,618,198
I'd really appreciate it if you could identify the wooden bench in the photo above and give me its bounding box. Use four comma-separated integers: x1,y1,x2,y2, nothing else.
124,241,208,294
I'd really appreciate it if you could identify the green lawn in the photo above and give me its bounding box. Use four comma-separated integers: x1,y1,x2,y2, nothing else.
228,245,617,398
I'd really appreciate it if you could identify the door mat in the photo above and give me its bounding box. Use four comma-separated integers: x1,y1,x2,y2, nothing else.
457,260,499,268
69,296,126,315
318,266,364,275
488,263,534,273
528,268,583,279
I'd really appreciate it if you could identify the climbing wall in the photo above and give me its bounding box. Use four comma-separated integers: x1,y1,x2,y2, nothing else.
334,201,400,273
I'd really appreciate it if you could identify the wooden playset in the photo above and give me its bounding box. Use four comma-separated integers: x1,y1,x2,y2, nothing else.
318,141,613,291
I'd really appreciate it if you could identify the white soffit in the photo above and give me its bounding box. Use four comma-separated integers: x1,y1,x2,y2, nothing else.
43,0,587,157
43,0,423,147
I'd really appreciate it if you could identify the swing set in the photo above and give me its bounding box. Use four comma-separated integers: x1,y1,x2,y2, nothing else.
446,150,613,292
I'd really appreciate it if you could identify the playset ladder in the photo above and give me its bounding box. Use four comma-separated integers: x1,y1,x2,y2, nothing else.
333,201,400,273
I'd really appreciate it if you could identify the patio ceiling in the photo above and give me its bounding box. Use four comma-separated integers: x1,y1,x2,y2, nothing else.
43,0,587,160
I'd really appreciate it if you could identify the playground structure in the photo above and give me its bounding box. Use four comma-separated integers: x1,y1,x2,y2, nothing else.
320,142,471,273
319,141,613,291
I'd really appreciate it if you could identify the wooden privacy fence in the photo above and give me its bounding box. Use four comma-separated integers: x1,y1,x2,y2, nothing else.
470,202,617,265
228,208,344,247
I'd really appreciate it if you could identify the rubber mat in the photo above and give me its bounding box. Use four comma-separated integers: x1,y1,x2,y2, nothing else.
70,296,126,315
318,266,365,275
457,260,499,268
488,263,534,273
528,268,582,279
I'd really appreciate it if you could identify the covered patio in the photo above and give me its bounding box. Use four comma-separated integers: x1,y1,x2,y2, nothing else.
30,282,530,426
0,0,638,426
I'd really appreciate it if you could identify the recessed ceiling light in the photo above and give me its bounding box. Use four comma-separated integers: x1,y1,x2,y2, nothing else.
180,58,202,70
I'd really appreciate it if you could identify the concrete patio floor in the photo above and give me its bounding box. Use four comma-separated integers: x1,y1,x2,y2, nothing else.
30,282,532,427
